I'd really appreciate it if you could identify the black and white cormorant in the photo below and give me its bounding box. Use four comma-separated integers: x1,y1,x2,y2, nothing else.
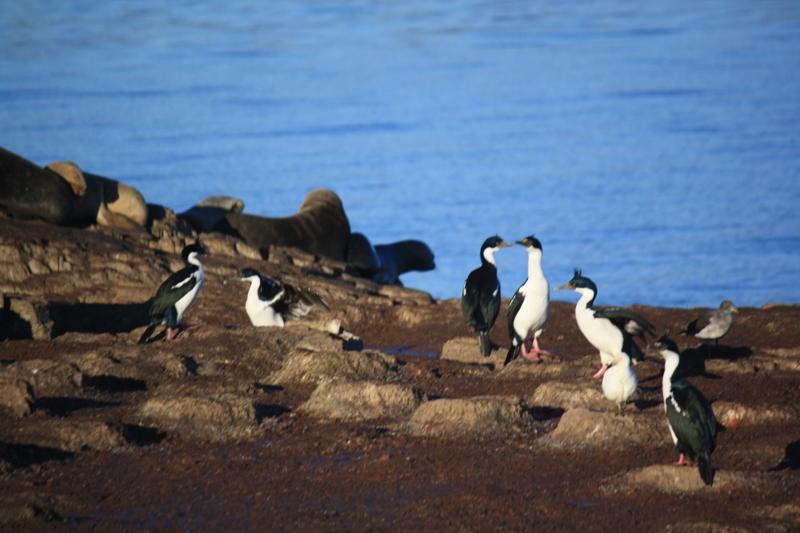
505,236,552,365
680,300,737,352
139,242,208,344
236,268,330,327
461,235,511,357
654,335,718,486
555,269,656,378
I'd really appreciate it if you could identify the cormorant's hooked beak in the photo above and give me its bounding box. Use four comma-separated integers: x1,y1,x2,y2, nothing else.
554,281,574,291
501,241,515,248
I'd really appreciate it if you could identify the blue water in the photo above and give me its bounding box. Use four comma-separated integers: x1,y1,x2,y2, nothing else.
2,1,799,308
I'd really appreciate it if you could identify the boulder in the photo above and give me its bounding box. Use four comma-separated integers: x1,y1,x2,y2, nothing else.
11,419,127,452
440,336,507,368
547,407,664,448
499,354,598,380
6,359,82,397
270,349,398,385
0,375,34,418
139,392,259,441
529,381,610,411
617,465,770,494
712,400,797,427
301,380,426,420
407,395,527,436
0,296,53,340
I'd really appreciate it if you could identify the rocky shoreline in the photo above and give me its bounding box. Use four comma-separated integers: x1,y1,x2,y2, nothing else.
1,211,799,531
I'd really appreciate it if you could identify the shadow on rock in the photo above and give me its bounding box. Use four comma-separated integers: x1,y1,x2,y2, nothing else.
255,404,291,422
0,441,74,469
49,302,150,336
122,424,166,446
529,406,565,422
82,375,147,393
35,397,122,417
678,345,753,378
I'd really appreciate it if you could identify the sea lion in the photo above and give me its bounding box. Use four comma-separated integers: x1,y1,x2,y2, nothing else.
179,195,245,233
212,188,351,261
374,240,435,285
0,146,75,224
346,232,385,277
46,161,149,237
0,147,150,235
346,232,435,285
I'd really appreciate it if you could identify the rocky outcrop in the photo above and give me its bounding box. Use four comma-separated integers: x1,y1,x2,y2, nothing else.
406,396,528,436
301,380,426,420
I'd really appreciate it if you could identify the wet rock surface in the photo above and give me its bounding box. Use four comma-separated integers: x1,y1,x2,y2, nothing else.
1,214,800,531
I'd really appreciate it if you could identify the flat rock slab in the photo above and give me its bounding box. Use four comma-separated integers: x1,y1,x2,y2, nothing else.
5,359,82,397
529,381,611,411
139,393,258,441
499,354,599,380
440,336,507,368
270,349,399,385
407,395,527,437
301,380,426,420
547,407,666,448
615,465,771,493
713,400,798,427
9,419,127,452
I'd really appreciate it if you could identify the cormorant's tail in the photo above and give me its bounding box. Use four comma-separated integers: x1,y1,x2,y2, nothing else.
479,331,491,358
505,344,520,366
698,452,714,486
138,324,157,345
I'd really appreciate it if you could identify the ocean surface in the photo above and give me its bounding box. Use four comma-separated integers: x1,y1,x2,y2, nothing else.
2,0,799,308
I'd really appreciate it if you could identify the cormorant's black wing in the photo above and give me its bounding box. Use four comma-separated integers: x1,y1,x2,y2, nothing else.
478,270,501,331
666,380,717,459
281,284,331,320
593,306,657,341
256,275,283,303
506,286,524,342
148,265,199,319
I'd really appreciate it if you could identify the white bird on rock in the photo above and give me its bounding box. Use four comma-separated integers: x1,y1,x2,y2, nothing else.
601,352,638,414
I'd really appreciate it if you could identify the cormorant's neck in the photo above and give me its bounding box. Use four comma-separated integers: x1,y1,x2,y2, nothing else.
186,252,203,268
526,249,544,279
661,350,680,400
575,287,596,309
245,278,260,299
481,248,497,268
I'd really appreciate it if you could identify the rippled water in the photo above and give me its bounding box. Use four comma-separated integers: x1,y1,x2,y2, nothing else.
2,1,799,307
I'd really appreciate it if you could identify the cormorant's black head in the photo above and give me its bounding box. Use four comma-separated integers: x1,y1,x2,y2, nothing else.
236,268,262,280
652,333,680,355
480,235,508,252
181,242,208,263
555,269,597,294
516,235,542,251
479,235,510,265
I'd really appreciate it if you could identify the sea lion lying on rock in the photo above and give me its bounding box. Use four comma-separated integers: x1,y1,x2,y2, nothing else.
212,188,351,262
1,147,75,225
46,161,149,237
189,190,435,284
347,232,435,285
0,147,149,237
179,196,245,233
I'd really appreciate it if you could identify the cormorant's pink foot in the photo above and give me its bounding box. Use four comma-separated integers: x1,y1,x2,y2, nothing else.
590,364,608,379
